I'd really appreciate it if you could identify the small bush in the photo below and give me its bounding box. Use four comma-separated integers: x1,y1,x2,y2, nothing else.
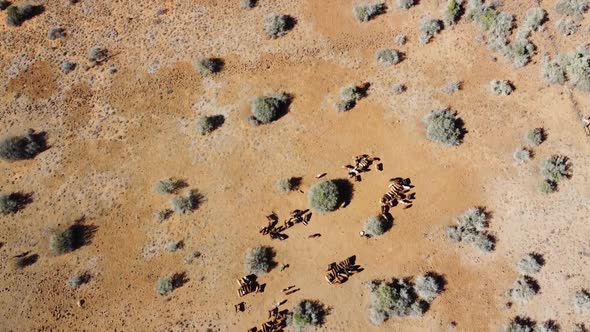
541,55,567,85
88,47,108,64
61,61,76,74
290,300,327,330
68,272,89,289
555,0,589,17
507,38,535,68
241,0,256,9
489,80,514,95
513,148,531,163
6,4,41,26
0,129,46,161
419,18,443,44
414,274,444,303
541,155,571,182
336,84,365,112
308,180,340,213
526,128,545,146
442,81,462,95
507,316,536,332
443,0,463,26
0,1,11,11
392,84,406,94
367,278,426,325
170,190,201,214
276,177,296,193
537,321,559,332
510,276,539,303
154,209,172,223
245,246,276,275
517,253,544,275
154,178,185,194
561,47,590,91
396,0,416,10
522,7,546,33
423,109,464,147
194,57,223,76
556,18,578,36
264,14,294,38
353,3,386,22
158,276,174,296
394,34,407,46
446,207,495,252
363,215,392,237
48,27,65,40
0,192,29,215
251,93,289,124
573,289,590,312
539,179,557,194
49,222,95,256
574,323,588,332
197,114,224,135
376,49,402,66
166,241,183,252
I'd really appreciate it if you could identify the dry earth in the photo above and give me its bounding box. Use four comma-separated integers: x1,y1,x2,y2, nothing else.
0,0,589,331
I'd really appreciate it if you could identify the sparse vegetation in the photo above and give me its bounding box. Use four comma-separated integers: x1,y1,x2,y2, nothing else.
0,129,46,161
308,180,340,213
573,289,590,312
555,0,589,17
419,18,443,44
556,18,578,36
513,148,531,163
414,273,444,303
423,109,464,147
446,207,495,253
197,114,224,135
507,316,536,332
155,178,184,194
157,276,174,296
539,179,557,194
6,4,41,26
517,253,544,275
290,300,327,330
490,80,514,95
443,0,463,26
264,14,293,38
251,93,289,124
541,155,571,182
526,128,545,147
442,81,462,95
353,3,386,22
336,84,365,112
170,190,201,214
510,275,539,303
88,47,108,64
541,47,590,91
396,0,416,10
376,49,402,66
245,246,276,275
363,215,392,237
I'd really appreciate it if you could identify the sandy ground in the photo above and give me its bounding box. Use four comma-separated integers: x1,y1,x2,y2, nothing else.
0,0,589,331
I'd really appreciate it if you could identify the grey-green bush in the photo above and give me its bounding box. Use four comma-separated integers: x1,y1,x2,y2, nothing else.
264,14,293,38
155,178,184,194
423,109,464,147
510,276,539,303
61,61,76,74
556,18,578,36
48,27,65,40
290,300,327,330
392,84,406,94
573,289,590,312
396,0,416,10
513,148,531,163
245,246,276,275
194,57,222,76
68,273,89,289
367,278,425,325
541,155,571,182
276,178,295,193
442,81,462,95
50,228,75,256
489,80,513,95
539,179,557,194
88,47,108,64
537,321,560,332
574,323,587,332
541,47,590,91
446,207,495,253
526,128,545,146
251,93,289,124
308,180,340,213
522,7,546,34
541,55,567,85
6,4,40,26
0,193,25,215
376,49,402,66
197,114,224,135
419,18,443,44
507,38,535,68
414,274,443,303
336,84,364,112
443,0,463,26
0,130,46,161
363,215,392,237
517,253,544,275
507,316,536,332
394,34,407,46
241,0,256,9
170,190,200,214
353,3,386,22
0,1,11,10
555,0,589,17
166,241,182,252
158,276,174,296
154,209,172,223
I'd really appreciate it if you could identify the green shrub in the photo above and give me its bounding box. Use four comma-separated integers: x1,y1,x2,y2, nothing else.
376,49,402,66
490,80,513,95
251,93,289,124
363,215,392,237
414,274,444,303
526,128,545,146
507,316,536,332
541,155,571,182
336,84,365,112
353,3,386,22
290,300,327,330
423,109,464,147
556,18,578,36
367,278,426,325
197,114,224,135
573,289,590,312
308,180,340,213
264,14,294,38
170,190,201,214
396,0,416,10
507,38,535,68
419,18,443,44
446,207,495,253
443,0,463,26
158,276,174,296
245,246,276,275
517,253,544,275
0,193,28,215
539,179,557,194
510,276,539,303
0,129,46,161
154,178,185,194
6,4,41,26
555,0,589,17
194,57,222,76
513,148,531,163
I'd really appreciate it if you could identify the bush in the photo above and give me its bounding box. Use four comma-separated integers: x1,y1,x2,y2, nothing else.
170,190,201,214
376,49,402,66
48,27,65,40
539,179,557,194
367,279,425,325
0,1,10,11
290,300,327,330
526,128,545,146
442,81,462,95
154,178,185,194
308,180,340,213
556,18,578,36
510,276,539,303
541,55,567,85
522,7,546,33
419,18,443,44
241,0,256,9
507,38,535,68
88,47,108,64
6,4,41,26
158,276,174,296
517,253,544,275
414,274,444,303
251,93,289,124
443,0,463,26
0,192,29,215
49,222,95,256
537,320,560,332
489,80,514,95
507,316,536,332
353,3,386,22
555,0,589,17
197,114,224,135
513,148,531,163
264,14,294,38
194,57,222,76
541,155,571,182
245,246,276,275
446,207,495,253
68,272,89,289
166,241,182,252
573,289,590,312
396,0,416,10
574,324,588,332
423,109,464,147
0,129,46,161
276,177,296,193
363,215,392,237
392,84,406,94
542,47,590,91
61,61,76,74
394,34,407,46
336,84,365,112
154,209,172,223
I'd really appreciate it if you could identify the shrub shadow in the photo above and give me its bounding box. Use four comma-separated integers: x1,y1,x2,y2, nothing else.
333,179,354,208
70,217,98,251
15,253,38,269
